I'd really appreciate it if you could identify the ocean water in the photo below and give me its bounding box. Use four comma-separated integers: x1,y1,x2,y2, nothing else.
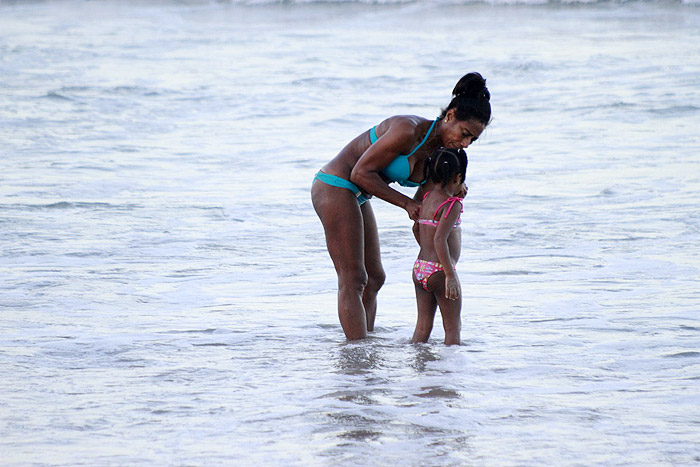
1,0,699,465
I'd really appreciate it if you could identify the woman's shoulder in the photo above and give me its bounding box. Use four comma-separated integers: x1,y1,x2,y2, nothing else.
375,115,430,142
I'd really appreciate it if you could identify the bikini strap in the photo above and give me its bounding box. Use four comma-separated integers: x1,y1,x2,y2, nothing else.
369,126,378,144
404,118,439,157
432,196,463,221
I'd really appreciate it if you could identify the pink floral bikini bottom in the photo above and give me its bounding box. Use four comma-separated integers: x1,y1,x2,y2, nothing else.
413,259,444,292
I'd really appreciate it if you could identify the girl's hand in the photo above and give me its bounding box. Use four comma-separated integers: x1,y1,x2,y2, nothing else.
445,276,461,300
404,198,421,221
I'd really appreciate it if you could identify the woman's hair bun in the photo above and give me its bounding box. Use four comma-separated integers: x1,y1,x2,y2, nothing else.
452,72,490,101
442,71,492,125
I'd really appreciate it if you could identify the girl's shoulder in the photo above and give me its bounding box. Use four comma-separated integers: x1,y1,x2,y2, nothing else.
422,188,454,202
433,195,463,219
420,190,449,215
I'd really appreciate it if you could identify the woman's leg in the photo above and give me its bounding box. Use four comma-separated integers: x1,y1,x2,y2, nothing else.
411,273,438,343
312,180,368,340
360,201,385,332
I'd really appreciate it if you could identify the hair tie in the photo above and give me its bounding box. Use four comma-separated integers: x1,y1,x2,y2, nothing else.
454,87,488,100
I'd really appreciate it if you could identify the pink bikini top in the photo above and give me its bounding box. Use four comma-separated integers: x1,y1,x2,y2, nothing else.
417,192,463,228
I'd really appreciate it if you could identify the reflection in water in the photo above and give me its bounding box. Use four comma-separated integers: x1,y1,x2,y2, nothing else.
317,340,473,463
320,344,390,460
335,340,385,375
416,386,461,400
337,429,382,442
409,343,441,373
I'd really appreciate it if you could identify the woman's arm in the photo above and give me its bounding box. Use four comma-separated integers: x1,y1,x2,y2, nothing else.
411,185,427,244
350,118,422,220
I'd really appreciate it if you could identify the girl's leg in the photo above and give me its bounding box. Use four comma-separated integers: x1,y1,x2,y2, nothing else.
360,201,385,332
312,180,368,340
428,272,462,345
436,294,461,345
411,273,438,343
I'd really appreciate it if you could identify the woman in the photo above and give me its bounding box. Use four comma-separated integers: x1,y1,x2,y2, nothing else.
311,72,492,340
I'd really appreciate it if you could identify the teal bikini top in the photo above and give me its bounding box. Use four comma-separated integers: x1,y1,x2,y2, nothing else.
369,117,439,188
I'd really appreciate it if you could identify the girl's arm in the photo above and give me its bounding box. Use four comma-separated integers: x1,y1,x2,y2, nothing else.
433,201,462,300
350,118,422,220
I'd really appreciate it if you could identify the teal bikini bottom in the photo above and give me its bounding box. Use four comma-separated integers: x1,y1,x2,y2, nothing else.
313,171,371,205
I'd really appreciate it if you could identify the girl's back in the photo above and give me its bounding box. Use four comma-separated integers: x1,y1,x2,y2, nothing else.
416,188,462,264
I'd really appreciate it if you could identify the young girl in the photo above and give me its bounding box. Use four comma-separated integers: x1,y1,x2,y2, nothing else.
411,147,468,346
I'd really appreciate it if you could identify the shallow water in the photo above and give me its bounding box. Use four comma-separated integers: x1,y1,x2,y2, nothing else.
1,0,699,465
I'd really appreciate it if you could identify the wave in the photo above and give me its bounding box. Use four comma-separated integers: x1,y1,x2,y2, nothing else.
202,0,697,5
205,0,697,5
0,201,140,211
648,105,700,115
46,85,173,98
4,0,695,6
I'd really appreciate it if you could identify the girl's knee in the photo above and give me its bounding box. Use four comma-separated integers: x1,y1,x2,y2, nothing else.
443,320,461,337
413,321,433,341
444,334,461,346
444,320,461,345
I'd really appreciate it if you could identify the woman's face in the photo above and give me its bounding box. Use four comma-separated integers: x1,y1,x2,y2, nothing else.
439,109,486,150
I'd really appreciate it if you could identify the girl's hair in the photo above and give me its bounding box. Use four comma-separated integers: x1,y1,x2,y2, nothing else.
440,72,491,125
424,147,467,187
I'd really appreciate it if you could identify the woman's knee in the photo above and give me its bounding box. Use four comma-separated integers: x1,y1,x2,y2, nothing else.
338,268,369,294
365,268,386,293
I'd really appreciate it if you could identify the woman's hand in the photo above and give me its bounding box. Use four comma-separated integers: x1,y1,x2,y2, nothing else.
404,198,421,221
445,275,461,300
457,183,468,199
